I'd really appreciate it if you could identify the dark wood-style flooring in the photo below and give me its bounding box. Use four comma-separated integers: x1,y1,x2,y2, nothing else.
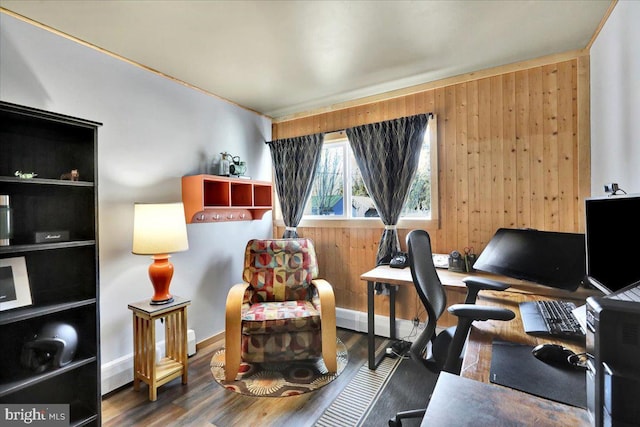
102,328,390,427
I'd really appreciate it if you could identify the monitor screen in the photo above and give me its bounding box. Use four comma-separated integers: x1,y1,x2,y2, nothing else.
585,194,640,295
473,228,586,291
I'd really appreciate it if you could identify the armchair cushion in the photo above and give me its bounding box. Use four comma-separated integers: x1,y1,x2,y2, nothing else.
242,239,319,302
241,301,321,334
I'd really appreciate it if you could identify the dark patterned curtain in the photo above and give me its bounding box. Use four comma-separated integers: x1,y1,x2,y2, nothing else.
267,133,324,238
346,114,430,264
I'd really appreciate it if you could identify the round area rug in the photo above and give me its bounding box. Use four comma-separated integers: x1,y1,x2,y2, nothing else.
211,339,348,397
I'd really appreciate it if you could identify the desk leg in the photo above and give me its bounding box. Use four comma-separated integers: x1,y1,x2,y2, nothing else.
368,280,375,369
389,284,396,341
368,281,398,370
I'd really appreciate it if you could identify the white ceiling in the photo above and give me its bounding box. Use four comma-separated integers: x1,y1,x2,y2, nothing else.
0,0,612,119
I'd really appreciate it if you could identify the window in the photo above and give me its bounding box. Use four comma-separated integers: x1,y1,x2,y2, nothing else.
301,119,436,221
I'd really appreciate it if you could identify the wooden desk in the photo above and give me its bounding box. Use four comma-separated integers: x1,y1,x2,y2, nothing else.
460,290,585,382
422,289,590,425
359,265,593,370
128,296,190,401
361,266,592,425
421,372,590,426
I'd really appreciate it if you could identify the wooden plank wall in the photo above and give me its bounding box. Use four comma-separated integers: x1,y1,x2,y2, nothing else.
272,56,591,323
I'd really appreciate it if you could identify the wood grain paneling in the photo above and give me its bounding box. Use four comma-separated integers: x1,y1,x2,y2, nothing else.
272,57,590,322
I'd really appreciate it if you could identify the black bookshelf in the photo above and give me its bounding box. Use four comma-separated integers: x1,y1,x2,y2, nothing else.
0,101,102,426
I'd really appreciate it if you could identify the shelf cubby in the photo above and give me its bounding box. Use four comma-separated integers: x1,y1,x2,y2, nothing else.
182,174,273,223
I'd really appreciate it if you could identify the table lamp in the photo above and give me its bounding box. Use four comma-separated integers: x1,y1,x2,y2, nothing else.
132,202,189,305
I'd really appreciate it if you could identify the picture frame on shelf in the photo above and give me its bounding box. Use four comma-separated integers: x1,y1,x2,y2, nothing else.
0,256,33,311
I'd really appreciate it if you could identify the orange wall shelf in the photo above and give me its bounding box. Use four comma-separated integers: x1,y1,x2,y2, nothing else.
181,174,273,223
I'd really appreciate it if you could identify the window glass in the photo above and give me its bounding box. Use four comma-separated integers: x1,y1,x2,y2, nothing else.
401,137,431,217
351,155,377,218
305,143,345,216
303,122,433,220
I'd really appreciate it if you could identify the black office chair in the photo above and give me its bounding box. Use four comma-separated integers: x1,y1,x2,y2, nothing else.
389,229,515,427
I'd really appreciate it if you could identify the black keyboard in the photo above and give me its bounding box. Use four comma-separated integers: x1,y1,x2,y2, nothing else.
519,300,585,339
535,300,584,336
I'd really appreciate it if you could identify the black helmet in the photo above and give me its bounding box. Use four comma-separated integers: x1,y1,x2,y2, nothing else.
21,322,79,372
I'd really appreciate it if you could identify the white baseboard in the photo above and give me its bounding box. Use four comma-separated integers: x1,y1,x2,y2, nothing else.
101,352,134,396
335,307,422,341
101,329,196,395
187,329,196,356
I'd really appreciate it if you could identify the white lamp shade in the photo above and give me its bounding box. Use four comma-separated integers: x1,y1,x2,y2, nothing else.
132,203,189,255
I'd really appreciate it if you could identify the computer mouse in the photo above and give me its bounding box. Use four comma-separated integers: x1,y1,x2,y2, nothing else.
531,343,576,367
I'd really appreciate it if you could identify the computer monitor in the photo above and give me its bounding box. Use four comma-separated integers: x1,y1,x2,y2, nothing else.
473,228,586,291
585,194,640,295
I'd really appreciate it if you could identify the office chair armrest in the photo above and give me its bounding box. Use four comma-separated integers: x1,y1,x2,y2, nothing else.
463,276,511,291
462,277,511,304
448,304,515,321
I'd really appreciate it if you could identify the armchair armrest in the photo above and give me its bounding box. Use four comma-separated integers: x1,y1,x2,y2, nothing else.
225,282,251,381
462,276,511,304
312,278,338,373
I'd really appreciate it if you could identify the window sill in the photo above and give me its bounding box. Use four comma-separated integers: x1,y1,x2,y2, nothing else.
273,217,440,230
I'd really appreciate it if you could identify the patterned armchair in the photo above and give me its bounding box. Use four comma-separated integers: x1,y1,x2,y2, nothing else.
224,238,337,381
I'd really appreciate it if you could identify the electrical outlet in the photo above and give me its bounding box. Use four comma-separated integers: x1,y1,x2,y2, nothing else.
413,317,420,327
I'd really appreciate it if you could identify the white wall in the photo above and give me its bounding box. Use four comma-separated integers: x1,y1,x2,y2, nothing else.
590,0,640,195
0,13,273,393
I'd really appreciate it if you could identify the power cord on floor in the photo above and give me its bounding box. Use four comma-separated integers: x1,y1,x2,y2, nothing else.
386,300,426,359
386,339,412,359
385,347,408,359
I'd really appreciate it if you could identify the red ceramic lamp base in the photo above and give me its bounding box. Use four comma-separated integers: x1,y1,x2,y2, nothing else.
148,254,175,305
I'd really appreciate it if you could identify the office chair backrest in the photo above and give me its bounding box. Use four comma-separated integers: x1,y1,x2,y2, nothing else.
406,229,447,361
390,232,515,426
407,229,446,320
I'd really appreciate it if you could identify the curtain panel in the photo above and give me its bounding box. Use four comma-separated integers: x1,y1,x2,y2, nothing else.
267,133,324,238
346,113,430,265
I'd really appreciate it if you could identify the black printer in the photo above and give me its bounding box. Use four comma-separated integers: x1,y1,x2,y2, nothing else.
586,281,640,427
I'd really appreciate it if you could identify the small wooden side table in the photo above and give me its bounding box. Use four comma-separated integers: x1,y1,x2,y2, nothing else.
128,296,191,401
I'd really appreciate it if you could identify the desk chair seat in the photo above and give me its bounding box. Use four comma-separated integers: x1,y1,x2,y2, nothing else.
389,230,515,427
